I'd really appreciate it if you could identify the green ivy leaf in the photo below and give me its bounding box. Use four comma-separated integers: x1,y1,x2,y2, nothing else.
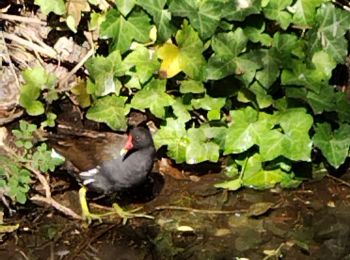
130,79,174,119
334,92,350,123
87,95,128,130
263,0,292,29
191,95,225,111
290,0,326,26
224,107,275,154
172,99,191,123
154,118,189,162
215,178,242,191
169,0,223,39
313,123,350,168
259,108,313,161
222,0,261,21
186,128,220,164
175,22,207,80
254,49,280,89
115,0,135,16
123,45,160,84
34,0,65,15
100,9,151,54
136,0,175,41
85,50,126,96
207,28,248,80
179,80,205,94
281,51,336,93
306,3,350,63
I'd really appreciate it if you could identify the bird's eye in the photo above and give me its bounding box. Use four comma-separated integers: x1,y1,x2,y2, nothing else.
135,135,141,142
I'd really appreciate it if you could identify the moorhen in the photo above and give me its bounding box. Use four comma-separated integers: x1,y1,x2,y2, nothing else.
49,126,156,223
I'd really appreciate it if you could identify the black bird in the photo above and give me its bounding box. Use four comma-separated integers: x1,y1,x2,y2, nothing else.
49,127,156,223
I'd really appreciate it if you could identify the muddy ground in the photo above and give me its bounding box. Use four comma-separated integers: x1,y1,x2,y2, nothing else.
0,167,350,260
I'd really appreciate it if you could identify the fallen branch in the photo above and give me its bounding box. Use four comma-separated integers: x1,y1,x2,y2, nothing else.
58,48,95,90
31,195,82,220
0,13,46,25
3,32,57,58
327,174,350,188
154,205,247,215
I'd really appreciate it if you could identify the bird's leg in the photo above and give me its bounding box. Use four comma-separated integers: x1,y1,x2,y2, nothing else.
79,187,104,224
79,187,154,224
111,203,154,225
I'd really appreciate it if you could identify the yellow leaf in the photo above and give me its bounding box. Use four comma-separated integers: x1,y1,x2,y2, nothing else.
71,80,91,108
157,43,181,78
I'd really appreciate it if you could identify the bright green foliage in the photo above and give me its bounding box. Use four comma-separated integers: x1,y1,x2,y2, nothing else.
306,3,350,63
131,79,173,119
34,0,65,15
85,50,126,96
207,28,248,80
123,46,160,85
12,121,37,149
169,0,223,40
1,121,64,205
0,158,31,204
313,123,350,168
136,0,175,41
30,0,350,190
31,144,64,172
100,9,152,54
87,95,128,130
19,66,58,116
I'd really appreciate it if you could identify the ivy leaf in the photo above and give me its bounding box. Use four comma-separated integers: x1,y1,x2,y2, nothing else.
180,79,205,94
100,9,151,53
191,95,225,111
306,84,335,114
85,51,126,96
186,128,220,164
207,28,248,80
241,153,286,189
249,81,273,109
115,0,135,16
169,0,223,39
87,95,128,130
224,107,275,154
123,45,160,84
71,80,91,108
244,22,273,46
157,22,206,80
334,92,350,123
313,123,350,168
222,0,261,21
254,49,280,89
19,66,57,116
136,0,175,41
259,108,313,161
215,178,242,191
281,51,336,93
306,3,350,63
154,119,189,163
263,0,292,29
34,0,65,15
172,98,191,123
290,0,325,26
130,79,174,119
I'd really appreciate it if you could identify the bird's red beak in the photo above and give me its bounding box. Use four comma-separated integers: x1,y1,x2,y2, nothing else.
120,134,133,156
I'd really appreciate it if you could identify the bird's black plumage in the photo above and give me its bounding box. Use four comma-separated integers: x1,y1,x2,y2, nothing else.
79,127,156,193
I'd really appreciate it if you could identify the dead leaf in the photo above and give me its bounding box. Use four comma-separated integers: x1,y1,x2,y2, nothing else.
66,0,90,32
246,202,275,217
